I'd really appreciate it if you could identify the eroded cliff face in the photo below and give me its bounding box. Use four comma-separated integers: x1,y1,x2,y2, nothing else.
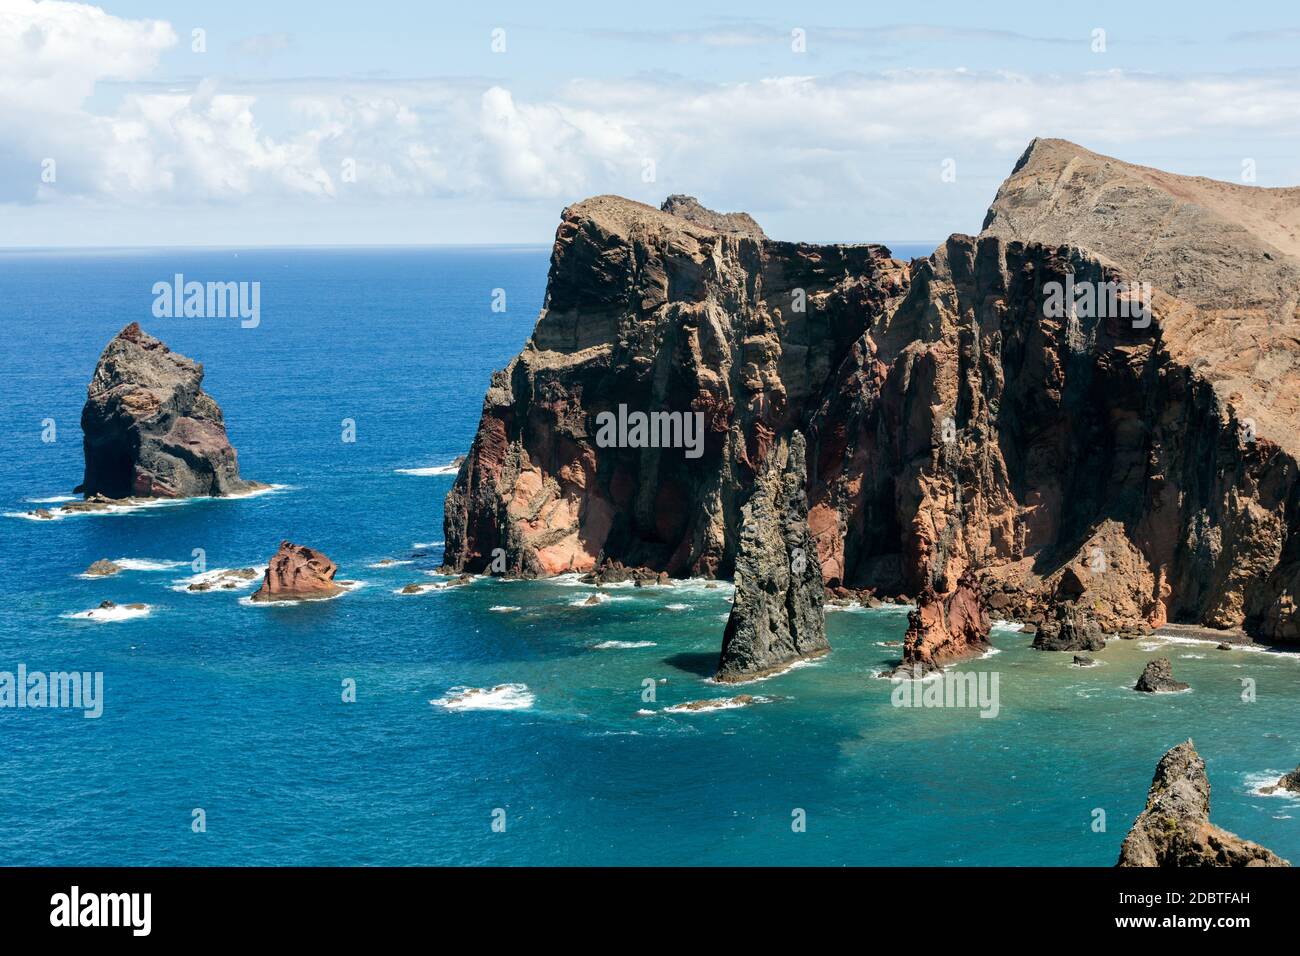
442,194,907,579
444,142,1300,645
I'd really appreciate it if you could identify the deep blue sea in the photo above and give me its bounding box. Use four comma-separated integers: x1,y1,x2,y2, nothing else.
1,244,1297,866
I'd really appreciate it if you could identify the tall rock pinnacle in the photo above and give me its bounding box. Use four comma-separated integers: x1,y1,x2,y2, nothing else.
78,322,260,499
716,432,829,682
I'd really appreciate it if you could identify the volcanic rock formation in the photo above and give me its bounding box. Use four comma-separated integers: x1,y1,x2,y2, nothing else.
250,541,343,602
79,323,260,499
443,139,1300,647
1134,657,1189,693
716,432,828,681
889,568,990,676
1032,600,1105,652
1118,740,1288,866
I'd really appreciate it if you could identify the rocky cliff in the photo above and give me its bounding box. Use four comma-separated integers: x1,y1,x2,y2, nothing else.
79,323,260,499
1118,740,1288,866
444,142,1300,646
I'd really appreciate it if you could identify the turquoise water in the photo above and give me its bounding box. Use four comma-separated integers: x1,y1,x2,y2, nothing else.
0,246,1296,866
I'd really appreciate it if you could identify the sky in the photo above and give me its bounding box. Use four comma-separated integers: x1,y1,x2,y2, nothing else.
3,0,1300,246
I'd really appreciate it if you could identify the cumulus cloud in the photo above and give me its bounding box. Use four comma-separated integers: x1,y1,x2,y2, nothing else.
4,2,1300,241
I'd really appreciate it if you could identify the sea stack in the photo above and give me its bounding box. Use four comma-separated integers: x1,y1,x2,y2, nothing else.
1118,740,1288,866
716,433,828,682
1134,657,1189,693
78,322,261,499
891,569,990,676
250,542,343,602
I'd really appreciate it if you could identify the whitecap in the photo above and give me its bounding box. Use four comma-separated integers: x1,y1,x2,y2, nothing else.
7,484,289,522
171,566,265,593
664,603,691,611
431,683,534,711
1246,771,1300,800
664,694,774,714
114,558,187,572
592,640,656,649
64,603,152,623
367,559,413,569
705,656,824,685
396,464,459,476
489,605,522,613
411,541,444,550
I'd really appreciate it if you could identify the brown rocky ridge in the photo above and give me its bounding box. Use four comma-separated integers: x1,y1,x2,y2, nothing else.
443,138,1300,676
77,322,263,499
1117,740,1288,866
250,541,344,602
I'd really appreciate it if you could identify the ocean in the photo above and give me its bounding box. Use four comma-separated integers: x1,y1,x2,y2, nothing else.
0,245,1296,866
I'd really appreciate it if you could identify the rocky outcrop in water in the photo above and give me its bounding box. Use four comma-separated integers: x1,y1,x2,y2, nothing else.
78,323,261,499
250,541,343,602
443,139,1300,647
1032,600,1104,651
581,558,670,587
1134,657,1189,693
890,568,990,675
716,432,828,682
1118,740,1289,866
1261,766,1300,795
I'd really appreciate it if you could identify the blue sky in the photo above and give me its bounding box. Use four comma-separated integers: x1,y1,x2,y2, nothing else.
4,1,1300,246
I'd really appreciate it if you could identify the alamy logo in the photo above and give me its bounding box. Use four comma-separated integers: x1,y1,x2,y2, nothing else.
890,666,1000,718
594,404,705,459
50,886,150,936
0,664,103,718
152,274,260,328
1043,274,1152,328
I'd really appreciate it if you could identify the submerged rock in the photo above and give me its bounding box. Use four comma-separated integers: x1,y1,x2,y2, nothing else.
1072,655,1096,667
715,433,828,683
1118,740,1289,866
1134,657,1189,693
78,322,263,499
1032,600,1105,651
250,542,343,602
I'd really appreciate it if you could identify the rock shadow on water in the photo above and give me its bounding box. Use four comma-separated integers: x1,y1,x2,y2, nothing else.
662,651,718,678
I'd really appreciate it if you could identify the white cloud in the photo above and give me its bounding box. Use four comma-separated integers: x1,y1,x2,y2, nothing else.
3,2,1300,242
